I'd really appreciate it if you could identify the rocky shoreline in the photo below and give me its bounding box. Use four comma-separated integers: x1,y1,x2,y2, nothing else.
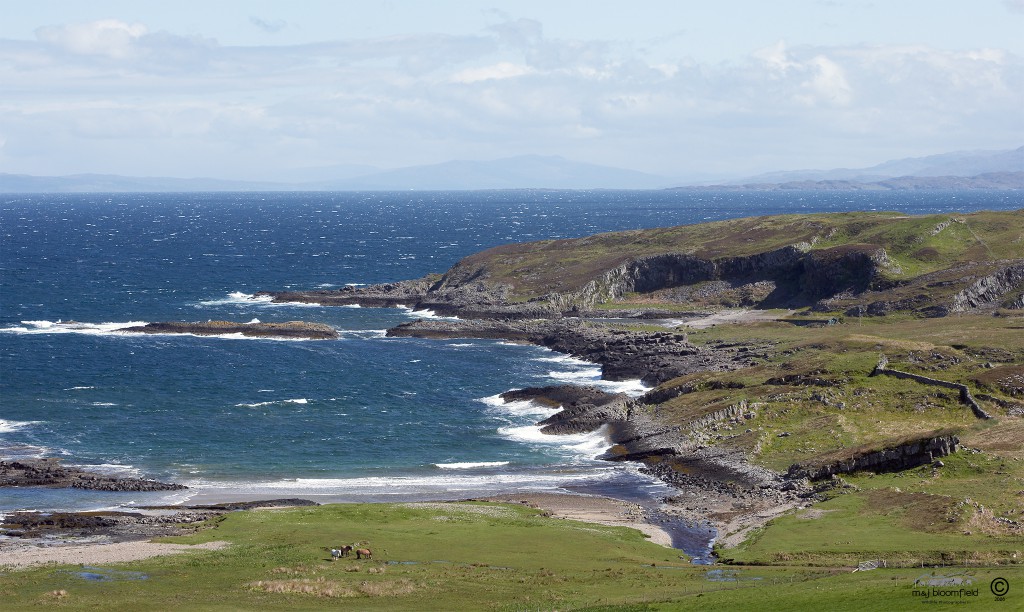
258,279,820,547
1,459,186,492
0,499,318,544
388,317,772,385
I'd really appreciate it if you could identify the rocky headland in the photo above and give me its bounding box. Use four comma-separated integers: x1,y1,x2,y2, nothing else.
256,209,1024,550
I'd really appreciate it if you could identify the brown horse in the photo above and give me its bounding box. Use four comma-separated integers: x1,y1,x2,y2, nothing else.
356,548,372,560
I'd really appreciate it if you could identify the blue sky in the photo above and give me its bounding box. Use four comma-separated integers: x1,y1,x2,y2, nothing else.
2,0,1023,181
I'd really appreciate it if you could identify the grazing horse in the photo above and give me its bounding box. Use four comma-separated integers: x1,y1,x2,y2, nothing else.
329,545,353,560
356,548,372,560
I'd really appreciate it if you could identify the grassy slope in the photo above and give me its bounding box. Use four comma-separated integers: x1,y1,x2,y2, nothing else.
2,502,1020,611
446,209,1023,300
636,312,1024,567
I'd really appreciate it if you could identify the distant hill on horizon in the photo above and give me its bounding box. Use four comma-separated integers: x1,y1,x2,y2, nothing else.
0,155,672,193
672,171,1024,192
718,146,1024,186
3,147,1022,192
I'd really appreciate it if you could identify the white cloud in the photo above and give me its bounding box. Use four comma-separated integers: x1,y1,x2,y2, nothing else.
450,62,534,83
0,15,1021,179
35,19,146,59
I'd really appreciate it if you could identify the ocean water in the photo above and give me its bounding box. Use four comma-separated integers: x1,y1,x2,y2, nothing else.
2,190,1021,518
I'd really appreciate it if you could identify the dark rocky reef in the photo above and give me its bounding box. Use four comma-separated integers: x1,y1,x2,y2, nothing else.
1,458,186,491
787,431,960,481
124,320,339,340
388,318,767,385
257,277,438,308
1,499,318,541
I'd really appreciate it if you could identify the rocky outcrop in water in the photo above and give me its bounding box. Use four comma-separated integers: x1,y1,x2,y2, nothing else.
1,458,186,491
124,320,339,340
258,277,438,308
500,386,631,435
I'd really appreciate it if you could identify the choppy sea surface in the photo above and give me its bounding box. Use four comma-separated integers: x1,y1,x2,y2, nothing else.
2,190,1020,526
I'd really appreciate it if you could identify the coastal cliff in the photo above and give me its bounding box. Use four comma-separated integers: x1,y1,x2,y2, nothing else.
263,209,1023,318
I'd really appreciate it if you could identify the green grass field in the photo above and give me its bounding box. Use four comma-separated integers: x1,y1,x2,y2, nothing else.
2,501,1020,610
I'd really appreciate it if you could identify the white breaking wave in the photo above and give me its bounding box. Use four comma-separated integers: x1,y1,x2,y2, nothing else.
1,320,323,342
236,398,310,408
478,394,559,419
198,292,275,306
478,393,612,461
399,306,459,321
434,461,511,469
198,291,321,307
69,462,143,478
497,424,612,461
1,320,147,336
181,468,618,499
0,419,41,433
339,329,388,339
539,351,650,397
548,367,603,383
593,378,650,396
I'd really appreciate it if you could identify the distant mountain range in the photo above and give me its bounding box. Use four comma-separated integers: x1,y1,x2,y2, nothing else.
732,146,1024,184
672,171,1024,192
2,147,1022,192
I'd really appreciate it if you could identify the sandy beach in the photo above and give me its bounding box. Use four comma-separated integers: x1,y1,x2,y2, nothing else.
0,540,229,570
482,492,675,547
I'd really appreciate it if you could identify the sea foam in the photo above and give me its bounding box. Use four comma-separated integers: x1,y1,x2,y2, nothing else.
0,419,40,433
434,461,511,469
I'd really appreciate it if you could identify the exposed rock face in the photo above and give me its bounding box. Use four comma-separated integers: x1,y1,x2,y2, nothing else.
950,261,1024,312
787,433,960,481
1,458,186,491
537,244,892,311
124,320,339,340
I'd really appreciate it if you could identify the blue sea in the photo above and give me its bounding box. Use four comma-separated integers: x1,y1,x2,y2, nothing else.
2,190,1021,520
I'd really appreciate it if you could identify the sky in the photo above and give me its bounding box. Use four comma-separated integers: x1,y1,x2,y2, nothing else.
2,0,1023,182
